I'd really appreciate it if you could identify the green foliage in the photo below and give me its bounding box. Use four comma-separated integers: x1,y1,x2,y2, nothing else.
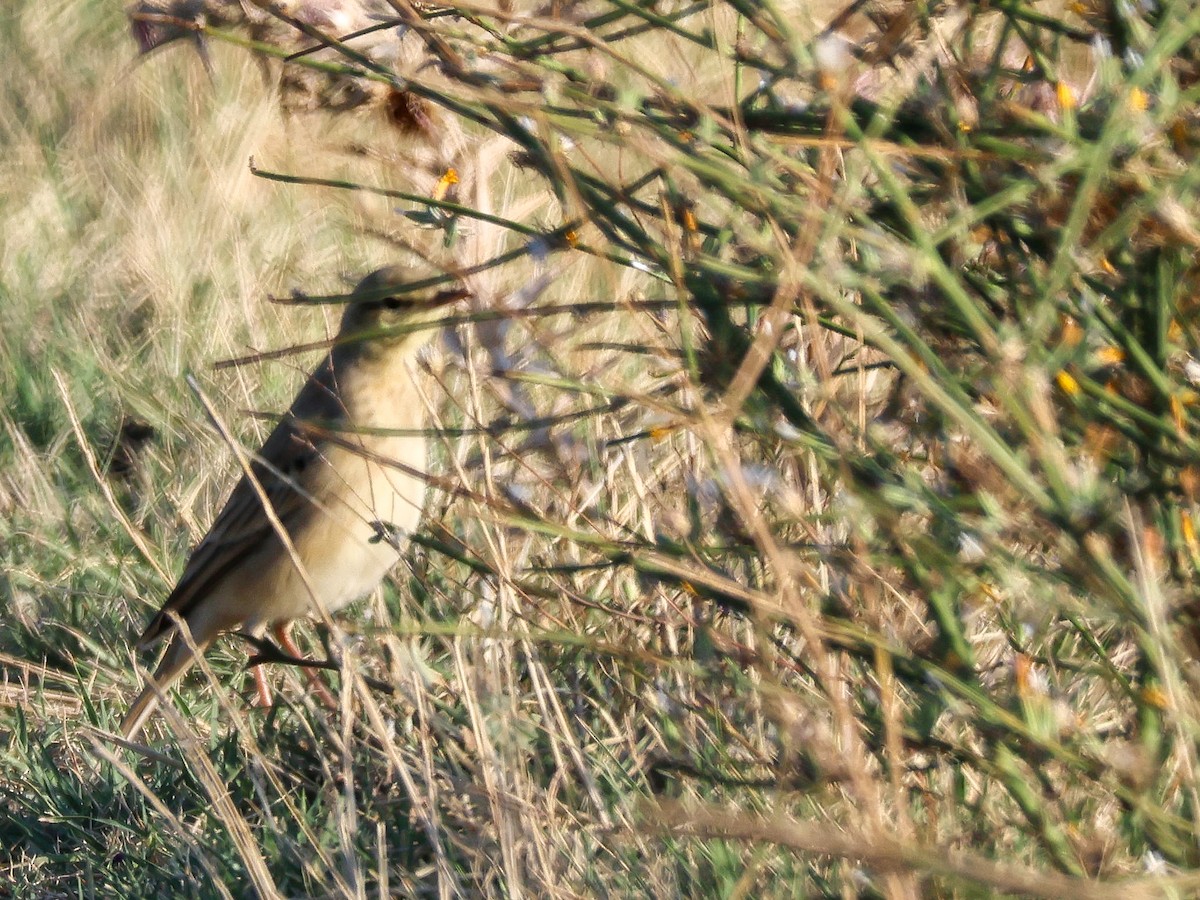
9,0,1200,896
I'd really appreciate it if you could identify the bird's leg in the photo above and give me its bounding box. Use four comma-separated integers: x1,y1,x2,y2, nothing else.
243,629,277,708
251,660,274,708
274,623,339,711
240,630,397,699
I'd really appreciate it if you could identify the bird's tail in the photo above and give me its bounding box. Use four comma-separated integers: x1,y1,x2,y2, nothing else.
119,634,207,740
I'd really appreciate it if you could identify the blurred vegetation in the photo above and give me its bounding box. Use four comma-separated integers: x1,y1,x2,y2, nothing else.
7,0,1200,896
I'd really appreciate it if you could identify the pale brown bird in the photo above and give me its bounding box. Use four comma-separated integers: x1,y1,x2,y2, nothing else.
120,265,468,740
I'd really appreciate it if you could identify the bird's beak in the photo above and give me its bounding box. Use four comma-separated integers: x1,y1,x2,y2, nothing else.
430,287,472,308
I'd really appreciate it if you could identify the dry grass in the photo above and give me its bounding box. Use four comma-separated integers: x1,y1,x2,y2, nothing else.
6,1,1200,897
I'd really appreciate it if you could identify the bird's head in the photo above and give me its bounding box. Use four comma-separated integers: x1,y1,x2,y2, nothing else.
336,265,469,357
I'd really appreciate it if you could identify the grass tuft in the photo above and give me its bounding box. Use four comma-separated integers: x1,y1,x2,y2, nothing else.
8,0,1200,896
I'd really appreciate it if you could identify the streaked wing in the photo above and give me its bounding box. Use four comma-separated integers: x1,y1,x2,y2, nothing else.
138,359,345,646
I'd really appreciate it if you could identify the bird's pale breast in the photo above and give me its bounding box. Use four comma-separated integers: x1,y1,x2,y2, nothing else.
211,355,429,631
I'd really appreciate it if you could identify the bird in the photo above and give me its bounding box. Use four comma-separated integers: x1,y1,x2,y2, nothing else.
120,264,468,740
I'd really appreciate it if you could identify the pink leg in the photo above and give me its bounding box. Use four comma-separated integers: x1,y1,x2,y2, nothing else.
251,661,273,708
274,623,339,711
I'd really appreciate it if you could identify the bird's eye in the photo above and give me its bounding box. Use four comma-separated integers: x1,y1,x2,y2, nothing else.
381,296,408,311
